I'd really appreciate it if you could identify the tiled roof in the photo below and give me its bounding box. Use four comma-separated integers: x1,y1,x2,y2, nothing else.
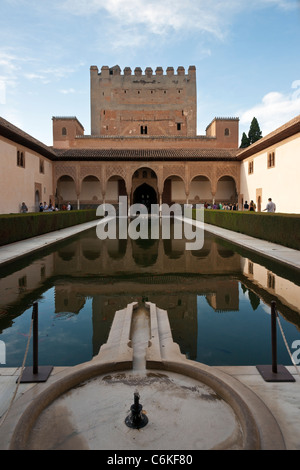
0,116,56,159
53,147,239,161
237,114,300,160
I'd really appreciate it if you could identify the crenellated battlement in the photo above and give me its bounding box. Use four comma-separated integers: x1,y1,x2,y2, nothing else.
90,65,196,78
90,64,197,137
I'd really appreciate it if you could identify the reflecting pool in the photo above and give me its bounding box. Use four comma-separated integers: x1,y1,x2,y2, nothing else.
0,220,300,367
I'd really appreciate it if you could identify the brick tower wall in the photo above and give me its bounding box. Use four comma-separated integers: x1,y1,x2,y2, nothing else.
90,65,197,137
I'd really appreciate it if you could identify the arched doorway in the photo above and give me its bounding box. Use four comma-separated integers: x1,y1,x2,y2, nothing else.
106,175,126,203
215,176,237,204
80,175,102,208
162,176,185,205
35,190,40,212
257,196,261,212
190,176,212,204
56,175,77,208
133,183,157,211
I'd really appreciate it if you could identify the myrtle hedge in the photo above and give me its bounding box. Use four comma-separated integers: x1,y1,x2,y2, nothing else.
0,210,99,246
192,209,300,251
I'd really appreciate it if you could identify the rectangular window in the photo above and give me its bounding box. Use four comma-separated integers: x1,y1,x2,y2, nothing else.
248,161,254,174
141,125,148,135
267,272,275,290
17,150,25,168
39,158,44,174
18,275,27,291
248,261,254,275
267,152,275,168
177,123,181,131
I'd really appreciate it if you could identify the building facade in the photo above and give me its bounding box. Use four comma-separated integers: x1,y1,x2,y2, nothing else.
0,65,299,215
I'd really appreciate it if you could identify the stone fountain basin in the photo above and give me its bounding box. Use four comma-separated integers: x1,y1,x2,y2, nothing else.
4,302,285,450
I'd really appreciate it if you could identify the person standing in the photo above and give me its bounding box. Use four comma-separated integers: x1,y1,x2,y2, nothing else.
263,198,276,212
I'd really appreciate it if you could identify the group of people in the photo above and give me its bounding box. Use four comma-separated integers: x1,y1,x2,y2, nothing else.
39,201,73,212
20,201,73,213
39,201,57,212
203,197,276,213
204,202,239,210
243,200,256,211
243,197,276,213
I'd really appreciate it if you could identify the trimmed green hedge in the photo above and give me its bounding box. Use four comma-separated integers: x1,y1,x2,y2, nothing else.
192,209,300,251
0,210,99,246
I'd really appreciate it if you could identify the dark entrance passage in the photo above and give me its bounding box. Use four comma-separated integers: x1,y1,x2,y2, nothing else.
133,183,157,212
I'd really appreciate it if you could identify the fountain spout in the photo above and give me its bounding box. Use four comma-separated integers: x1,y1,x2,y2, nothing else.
125,392,148,429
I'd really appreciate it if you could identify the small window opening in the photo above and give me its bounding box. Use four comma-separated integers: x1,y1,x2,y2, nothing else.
267,272,275,290
141,125,148,135
224,128,230,136
177,123,181,131
17,150,25,168
62,127,67,136
268,152,275,168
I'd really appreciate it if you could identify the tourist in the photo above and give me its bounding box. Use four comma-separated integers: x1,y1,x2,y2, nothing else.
20,202,28,213
243,200,249,210
249,200,256,211
263,198,276,212
39,202,44,212
67,202,71,210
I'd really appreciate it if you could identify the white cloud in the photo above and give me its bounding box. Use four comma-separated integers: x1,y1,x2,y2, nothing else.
59,0,230,40
0,80,6,104
239,82,300,136
59,0,299,42
59,88,76,94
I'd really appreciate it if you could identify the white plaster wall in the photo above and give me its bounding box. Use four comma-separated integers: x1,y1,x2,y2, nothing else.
215,180,236,201
0,137,53,214
242,258,300,314
106,180,118,201
172,180,186,201
80,180,102,200
240,134,300,213
58,181,77,201
189,180,212,200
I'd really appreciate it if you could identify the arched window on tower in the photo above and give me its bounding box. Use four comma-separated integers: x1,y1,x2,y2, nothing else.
62,127,67,136
224,128,230,136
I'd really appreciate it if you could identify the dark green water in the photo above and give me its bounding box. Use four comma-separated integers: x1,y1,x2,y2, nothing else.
0,221,299,367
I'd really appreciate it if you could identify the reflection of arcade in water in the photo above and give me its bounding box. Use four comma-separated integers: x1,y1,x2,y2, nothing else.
0,227,300,362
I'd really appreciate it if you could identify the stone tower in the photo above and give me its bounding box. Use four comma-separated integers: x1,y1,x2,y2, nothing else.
90,65,197,137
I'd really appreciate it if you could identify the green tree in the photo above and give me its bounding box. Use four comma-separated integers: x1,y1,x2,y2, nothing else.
240,132,250,148
248,117,263,144
240,117,263,148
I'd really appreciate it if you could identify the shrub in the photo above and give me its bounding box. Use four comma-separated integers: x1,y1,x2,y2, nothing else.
0,209,99,246
192,209,300,251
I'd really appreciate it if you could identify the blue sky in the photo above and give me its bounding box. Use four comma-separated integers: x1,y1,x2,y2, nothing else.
0,0,299,146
